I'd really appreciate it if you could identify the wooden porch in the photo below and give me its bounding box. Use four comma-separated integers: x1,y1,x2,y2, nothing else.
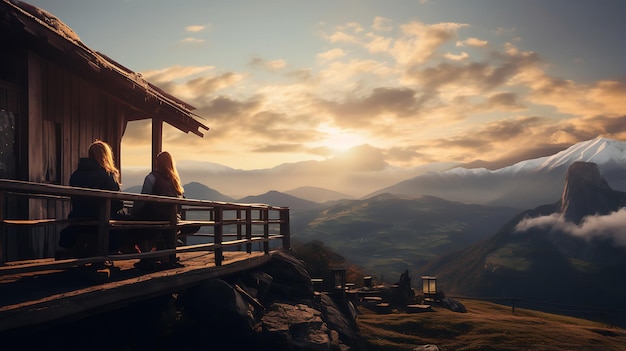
0,179,291,335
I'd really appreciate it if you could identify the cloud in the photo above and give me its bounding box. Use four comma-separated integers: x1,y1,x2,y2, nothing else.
365,32,393,54
249,57,287,71
317,48,346,63
320,87,419,128
485,92,525,110
180,37,205,44
122,120,151,147
141,65,214,83
326,31,360,44
390,22,468,67
185,24,209,33
421,116,547,162
443,52,469,61
409,45,541,93
457,37,488,47
144,69,244,101
372,16,393,32
523,73,626,118
515,209,626,248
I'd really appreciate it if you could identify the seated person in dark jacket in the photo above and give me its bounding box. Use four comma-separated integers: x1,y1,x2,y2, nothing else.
59,140,127,255
133,151,184,221
132,151,197,267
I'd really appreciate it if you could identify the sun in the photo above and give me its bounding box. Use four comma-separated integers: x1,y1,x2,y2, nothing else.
318,126,366,154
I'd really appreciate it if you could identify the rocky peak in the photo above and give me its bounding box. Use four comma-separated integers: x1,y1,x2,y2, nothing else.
560,161,626,223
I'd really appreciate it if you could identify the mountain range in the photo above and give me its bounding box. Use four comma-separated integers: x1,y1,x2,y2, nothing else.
368,137,626,208
123,137,626,210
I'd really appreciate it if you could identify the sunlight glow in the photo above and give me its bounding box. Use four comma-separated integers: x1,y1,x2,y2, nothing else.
317,126,367,153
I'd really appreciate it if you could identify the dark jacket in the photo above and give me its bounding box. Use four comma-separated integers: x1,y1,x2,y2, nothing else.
68,157,123,219
132,171,182,220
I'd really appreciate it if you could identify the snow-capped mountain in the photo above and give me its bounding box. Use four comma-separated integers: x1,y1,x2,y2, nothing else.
367,137,626,208
497,137,626,174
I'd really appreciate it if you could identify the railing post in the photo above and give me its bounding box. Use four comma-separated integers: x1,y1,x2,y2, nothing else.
167,203,178,264
0,191,5,264
214,206,223,266
245,208,252,254
262,208,269,255
96,198,111,257
280,208,290,250
236,209,242,251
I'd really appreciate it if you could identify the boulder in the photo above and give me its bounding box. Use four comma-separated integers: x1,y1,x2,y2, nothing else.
180,278,258,334
261,302,333,351
261,250,314,300
438,296,467,313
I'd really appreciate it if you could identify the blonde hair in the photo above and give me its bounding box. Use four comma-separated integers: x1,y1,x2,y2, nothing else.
156,151,183,195
88,140,120,183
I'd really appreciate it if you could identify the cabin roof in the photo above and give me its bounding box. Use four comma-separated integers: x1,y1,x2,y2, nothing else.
1,0,209,137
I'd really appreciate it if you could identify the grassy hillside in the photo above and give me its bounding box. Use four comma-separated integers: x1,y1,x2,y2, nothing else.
358,299,626,351
292,194,521,280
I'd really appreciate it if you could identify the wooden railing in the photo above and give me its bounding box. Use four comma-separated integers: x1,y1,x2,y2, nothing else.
0,179,290,275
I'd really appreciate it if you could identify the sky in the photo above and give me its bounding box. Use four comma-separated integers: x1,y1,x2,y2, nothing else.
27,0,626,172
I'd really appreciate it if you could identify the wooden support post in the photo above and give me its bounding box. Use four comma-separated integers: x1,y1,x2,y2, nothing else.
151,118,163,171
214,207,223,266
280,209,290,250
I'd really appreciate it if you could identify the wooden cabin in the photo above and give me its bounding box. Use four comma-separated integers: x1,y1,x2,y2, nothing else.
0,0,209,261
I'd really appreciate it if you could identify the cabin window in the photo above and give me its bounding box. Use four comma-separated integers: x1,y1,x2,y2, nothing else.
0,109,16,178
43,120,61,183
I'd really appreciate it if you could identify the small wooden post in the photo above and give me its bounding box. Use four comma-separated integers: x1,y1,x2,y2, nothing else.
245,208,252,254
236,209,242,251
0,191,6,264
96,198,111,256
214,207,223,266
262,208,269,254
280,208,290,250
167,202,177,264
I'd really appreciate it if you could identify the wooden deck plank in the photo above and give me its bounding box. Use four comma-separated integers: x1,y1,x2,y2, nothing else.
0,251,275,335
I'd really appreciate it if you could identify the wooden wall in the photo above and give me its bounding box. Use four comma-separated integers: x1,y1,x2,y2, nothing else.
8,52,132,259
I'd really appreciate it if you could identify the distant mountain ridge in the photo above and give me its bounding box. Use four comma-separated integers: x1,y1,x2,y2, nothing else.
237,190,323,211
284,186,354,203
367,137,626,208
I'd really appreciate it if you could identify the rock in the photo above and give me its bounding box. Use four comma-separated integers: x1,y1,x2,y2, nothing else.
262,250,314,300
561,161,626,224
438,296,467,313
318,293,362,347
180,279,258,334
261,302,331,351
